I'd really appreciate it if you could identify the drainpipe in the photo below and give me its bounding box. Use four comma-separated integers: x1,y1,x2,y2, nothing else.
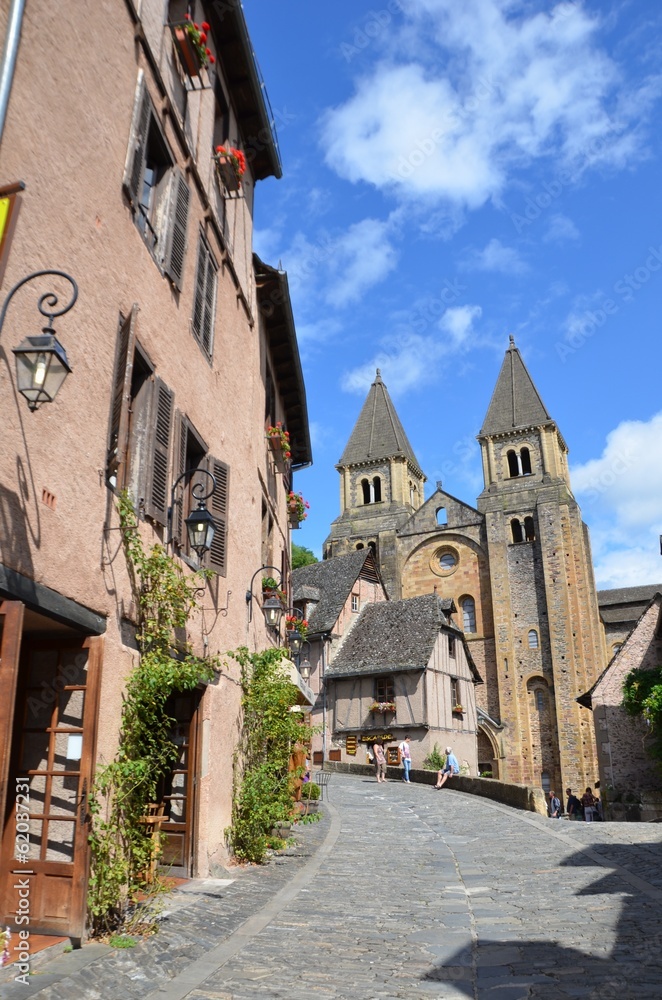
0,0,25,147
321,634,331,761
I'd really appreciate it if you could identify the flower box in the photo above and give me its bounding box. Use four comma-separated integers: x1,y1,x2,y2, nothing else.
173,19,214,78
369,701,396,714
287,491,310,529
214,154,241,194
267,424,291,473
452,704,464,715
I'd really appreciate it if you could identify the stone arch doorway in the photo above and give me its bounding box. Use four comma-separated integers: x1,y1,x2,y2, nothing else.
477,725,499,779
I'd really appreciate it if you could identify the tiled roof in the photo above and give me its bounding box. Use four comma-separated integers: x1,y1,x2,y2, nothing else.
597,584,662,607
292,551,380,634
338,370,423,475
326,593,457,678
479,337,553,437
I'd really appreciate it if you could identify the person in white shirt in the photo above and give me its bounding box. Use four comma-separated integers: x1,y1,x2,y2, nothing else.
399,736,412,782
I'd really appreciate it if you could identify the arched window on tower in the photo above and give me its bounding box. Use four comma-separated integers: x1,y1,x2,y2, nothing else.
361,478,371,504
373,476,382,502
507,450,519,477
436,507,447,526
524,516,535,541
461,597,476,633
356,542,364,550
528,629,539,649
541,770,551,792
535,689,545,711
521,447,532,475
368,541,377,557
511,518,524,543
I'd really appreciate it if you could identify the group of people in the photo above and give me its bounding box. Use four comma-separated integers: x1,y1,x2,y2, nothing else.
548,785,603,821
370,737,460,788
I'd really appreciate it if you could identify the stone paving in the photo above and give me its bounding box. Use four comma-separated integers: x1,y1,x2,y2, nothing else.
3,774,662,1000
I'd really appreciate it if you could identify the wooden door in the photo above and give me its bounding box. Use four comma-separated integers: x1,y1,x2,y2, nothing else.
0,602,24,826
0,636,103,941
157,690,200,877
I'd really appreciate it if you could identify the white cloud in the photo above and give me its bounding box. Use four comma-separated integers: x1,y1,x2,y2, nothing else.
321,0,659,210
342,302,482,395
326,218,398,306
571,413,662,588
463,238,527,275
439,304,482,345
544,213,580,244
279,218,397,309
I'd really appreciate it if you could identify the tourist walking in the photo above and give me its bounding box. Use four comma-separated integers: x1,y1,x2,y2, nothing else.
565,788,583,820
435,746,459,788
373,740,387,783
548,790,561,818
399,735,412,782
582,787,597,822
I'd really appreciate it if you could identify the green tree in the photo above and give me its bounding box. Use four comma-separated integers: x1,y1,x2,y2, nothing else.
292,543,318,569
622,665,662,761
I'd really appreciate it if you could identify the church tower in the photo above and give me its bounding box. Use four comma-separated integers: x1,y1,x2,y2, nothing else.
324,370,426,597
477,337,605,792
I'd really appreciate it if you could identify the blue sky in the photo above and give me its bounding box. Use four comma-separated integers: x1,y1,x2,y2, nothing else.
245,0,662,589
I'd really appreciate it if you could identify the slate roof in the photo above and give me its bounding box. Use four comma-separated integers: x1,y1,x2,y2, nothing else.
292,551,380,634
338,370,424,475
479,337,553,437
597,584,662,626
325,593,480,679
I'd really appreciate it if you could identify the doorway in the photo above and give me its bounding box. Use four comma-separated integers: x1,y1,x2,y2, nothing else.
156,689,202,878
0,603,102,941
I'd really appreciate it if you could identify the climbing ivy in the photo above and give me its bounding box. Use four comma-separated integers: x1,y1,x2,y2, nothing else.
622,665,662,762
88,491,217,934
227,646,313,863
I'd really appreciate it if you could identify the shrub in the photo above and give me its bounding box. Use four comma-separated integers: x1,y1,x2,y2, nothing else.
301,781,320,800
423,743,446,771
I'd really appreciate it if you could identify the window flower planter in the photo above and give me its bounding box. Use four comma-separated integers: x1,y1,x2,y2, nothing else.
267,424,291,473
287,491,310,529
369,701,396,714
173,19,214,78
285,615,308,639
452,704,464,715
213,146,246,195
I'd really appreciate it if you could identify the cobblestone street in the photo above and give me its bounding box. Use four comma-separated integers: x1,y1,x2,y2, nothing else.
3,774,662,1000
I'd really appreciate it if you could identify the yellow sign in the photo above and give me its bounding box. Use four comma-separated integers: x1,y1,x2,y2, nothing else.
360,733,393,742
0,198,10,242
346,735,357,756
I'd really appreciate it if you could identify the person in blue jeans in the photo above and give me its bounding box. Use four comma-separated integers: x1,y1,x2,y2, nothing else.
399,735,412,782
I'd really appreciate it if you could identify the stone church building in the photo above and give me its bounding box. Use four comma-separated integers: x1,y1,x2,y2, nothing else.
324,337,606,794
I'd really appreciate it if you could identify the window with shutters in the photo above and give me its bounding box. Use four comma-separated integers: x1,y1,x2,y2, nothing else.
192,232,218,359
123,74,190,290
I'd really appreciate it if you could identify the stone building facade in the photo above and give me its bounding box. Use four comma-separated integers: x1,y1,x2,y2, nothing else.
0,0,310,940
325,338,606,794
579,594,662,821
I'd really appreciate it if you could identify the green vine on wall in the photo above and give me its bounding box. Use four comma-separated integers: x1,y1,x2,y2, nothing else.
622,665,662,762
88,491,217,934
226,646,313,863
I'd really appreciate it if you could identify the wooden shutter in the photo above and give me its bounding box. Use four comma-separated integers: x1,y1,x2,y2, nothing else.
144,378,174,526
106,305,138,489
207,456,229,576
162,168,190,291
123,73,150,205
173,411,189,547
0,601,24,826
192,234,217,357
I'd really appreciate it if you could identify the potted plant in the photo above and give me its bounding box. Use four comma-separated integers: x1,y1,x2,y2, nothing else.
301,781,321,813
213,145,247,194
287,491,310,528
262,576,286,604
369,701,396,714
285,615,308,640
173,15,215,78
267,423,291,473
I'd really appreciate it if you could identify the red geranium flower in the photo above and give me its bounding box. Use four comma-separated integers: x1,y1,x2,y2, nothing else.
209,55,215,63
201,21,210,30
199,32,207,43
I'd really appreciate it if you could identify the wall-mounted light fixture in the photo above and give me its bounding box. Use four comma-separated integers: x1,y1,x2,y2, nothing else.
246,565,285,628
1,270,77,410
169,469,217,559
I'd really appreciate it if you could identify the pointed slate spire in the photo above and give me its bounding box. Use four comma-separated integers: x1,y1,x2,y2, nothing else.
479,336,553,436
338,369,423,474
